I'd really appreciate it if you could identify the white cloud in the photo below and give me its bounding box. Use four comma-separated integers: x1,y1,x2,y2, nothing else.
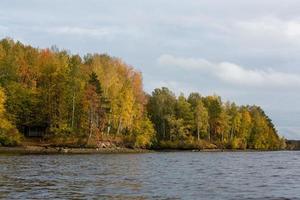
30,25,142,40
49,26,112,37
42,26,119,38
0,25,8,31
286,21,300,37
234,17,300,42
146,79,198,96
158,54,300,87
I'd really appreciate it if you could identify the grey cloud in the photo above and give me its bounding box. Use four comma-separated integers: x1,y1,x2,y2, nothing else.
158,54,300,88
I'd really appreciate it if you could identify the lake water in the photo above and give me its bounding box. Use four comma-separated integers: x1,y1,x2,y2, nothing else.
0,151,300,199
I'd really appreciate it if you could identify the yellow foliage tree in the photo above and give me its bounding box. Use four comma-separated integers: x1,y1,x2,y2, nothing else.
0,87,22,146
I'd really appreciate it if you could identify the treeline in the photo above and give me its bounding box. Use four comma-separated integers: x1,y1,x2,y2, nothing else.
0,38,285,149
148,88,285,150
0,38,154,147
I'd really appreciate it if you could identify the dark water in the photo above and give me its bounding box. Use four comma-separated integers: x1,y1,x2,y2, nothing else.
0,151,300,200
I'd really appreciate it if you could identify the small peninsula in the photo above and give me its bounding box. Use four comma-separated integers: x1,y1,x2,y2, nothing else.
0,38,286,153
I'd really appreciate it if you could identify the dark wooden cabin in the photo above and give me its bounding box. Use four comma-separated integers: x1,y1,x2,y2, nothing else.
23,126,46,137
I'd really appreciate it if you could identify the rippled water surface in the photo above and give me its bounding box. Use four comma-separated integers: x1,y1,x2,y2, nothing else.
1,151,300,199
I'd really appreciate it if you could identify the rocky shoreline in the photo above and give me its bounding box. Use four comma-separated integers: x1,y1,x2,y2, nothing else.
0,146,152,155
0,145,286,155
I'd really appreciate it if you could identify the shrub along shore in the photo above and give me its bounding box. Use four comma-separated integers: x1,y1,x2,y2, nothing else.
0,38,286,152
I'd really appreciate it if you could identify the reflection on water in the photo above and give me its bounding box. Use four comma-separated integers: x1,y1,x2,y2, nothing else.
1,151,300,199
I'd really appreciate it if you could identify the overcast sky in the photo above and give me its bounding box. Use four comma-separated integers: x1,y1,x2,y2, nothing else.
1,0,300,139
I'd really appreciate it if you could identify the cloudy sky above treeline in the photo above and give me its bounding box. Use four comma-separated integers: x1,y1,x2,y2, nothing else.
1,0,300,139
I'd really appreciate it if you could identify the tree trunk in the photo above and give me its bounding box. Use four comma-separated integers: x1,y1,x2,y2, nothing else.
87,105,93,145
107,118,111,135
71,92,75,129
117,118,122,135
197,123,200,141
222,132,224,142
208,125,211,141
163,120,166,139
230,127,234,141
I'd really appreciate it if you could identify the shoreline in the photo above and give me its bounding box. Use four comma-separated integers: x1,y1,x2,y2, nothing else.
0,146,152,155
0,146,288,155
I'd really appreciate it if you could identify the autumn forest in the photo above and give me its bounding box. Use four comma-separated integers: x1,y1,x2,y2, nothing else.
0,38,285,150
